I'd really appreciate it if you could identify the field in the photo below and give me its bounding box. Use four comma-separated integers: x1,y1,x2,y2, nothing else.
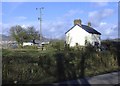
2,40,120,84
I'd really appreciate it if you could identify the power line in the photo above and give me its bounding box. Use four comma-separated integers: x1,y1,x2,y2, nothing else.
36,7,44,44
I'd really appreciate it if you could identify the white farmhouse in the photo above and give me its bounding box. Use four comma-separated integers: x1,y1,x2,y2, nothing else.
65,19,101,47
23,42,34,46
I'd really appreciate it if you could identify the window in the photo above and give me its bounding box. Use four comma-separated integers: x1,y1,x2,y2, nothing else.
76,43,78,46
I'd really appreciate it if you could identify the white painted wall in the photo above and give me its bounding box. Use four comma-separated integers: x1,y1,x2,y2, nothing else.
23,42,34,46
90,34,101,46
66,25,101,47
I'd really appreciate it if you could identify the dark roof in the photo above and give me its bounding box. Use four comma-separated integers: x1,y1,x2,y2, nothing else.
65,24,101,35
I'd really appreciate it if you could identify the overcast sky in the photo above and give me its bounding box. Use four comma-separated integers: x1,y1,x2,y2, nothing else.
1,2,118,40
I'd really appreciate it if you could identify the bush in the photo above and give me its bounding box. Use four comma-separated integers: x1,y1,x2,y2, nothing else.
2,40,119,84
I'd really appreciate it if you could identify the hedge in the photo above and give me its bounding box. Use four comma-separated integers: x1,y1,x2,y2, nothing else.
2,41,120,84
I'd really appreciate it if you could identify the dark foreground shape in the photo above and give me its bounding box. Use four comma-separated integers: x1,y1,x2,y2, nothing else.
114,83,120,86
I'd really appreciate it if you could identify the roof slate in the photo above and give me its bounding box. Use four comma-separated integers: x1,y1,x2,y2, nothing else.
65,24,101,35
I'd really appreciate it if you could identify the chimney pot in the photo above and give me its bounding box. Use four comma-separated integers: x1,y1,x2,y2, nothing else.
88,22,91,27
74,19,82,26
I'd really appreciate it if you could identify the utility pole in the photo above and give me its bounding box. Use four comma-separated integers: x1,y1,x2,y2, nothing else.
36,7,44,45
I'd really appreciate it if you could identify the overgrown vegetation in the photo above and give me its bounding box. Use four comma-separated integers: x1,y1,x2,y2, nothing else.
10,25,39,46
2,40,120,84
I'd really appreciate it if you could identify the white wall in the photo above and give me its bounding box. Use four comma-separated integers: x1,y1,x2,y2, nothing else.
66,25,91,47
23,42,34,46
90,34,101,46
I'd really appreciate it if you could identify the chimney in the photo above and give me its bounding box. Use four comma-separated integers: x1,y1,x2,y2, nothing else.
74,19,82,26
88,22,91,27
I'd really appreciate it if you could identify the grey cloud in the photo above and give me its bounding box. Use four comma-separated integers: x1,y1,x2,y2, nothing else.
14,16,27,21
41,9,84,39
94,2,108,7
88,8,114,27
96,22,118,39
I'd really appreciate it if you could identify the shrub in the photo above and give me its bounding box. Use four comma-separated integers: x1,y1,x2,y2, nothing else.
2,40,119,84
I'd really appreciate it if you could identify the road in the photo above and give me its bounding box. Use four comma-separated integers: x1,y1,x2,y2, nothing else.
52,71,120,86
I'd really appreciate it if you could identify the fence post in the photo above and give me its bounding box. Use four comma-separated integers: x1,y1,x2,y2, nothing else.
56,52,66,81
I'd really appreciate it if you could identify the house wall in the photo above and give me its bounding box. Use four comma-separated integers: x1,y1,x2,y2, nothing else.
90,34,101,46
66,25,101,47
23,42,34,46
66,25,91,47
